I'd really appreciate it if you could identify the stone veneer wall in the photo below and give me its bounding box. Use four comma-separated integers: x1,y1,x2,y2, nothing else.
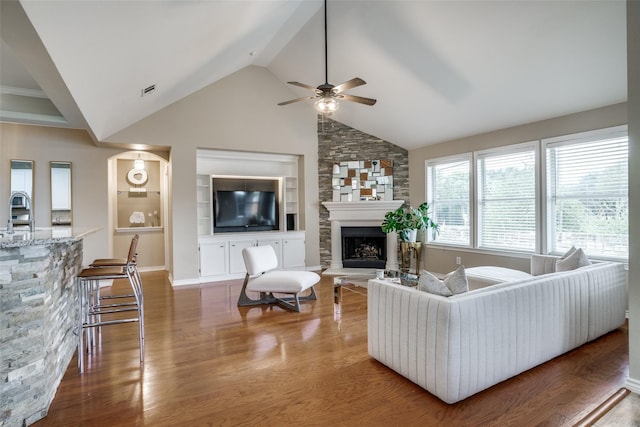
317,117,409,268
1,240,82,426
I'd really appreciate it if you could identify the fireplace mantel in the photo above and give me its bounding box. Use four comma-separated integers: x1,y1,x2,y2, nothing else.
322,200,404,275
322,201,404,221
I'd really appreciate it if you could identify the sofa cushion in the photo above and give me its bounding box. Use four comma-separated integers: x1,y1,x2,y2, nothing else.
556,248,591,272
465,266,532,290
418,266,468,296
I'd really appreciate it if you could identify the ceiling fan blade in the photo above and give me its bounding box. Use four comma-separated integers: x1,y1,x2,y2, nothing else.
332,77,366,93
339,94,377,106
287,81,320,93
277,96,317,106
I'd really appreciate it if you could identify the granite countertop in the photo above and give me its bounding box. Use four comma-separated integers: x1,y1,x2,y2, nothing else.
0,226,102,248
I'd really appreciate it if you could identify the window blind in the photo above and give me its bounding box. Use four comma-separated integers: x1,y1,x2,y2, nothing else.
477,148,536,252
546,136,628,259
427,158,470,245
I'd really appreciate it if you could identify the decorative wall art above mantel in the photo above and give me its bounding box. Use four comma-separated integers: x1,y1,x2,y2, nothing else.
331,159,393,202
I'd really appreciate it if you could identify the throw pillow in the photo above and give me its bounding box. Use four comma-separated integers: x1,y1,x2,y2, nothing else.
418,270,453,296
556,248,591,272
443,265,469,294
418,266,468,296
560,246,577,260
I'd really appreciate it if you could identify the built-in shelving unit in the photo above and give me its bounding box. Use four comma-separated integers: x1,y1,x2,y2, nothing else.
284,176,298,231
196,174,212,236
196,149,301,236
196,149,307,280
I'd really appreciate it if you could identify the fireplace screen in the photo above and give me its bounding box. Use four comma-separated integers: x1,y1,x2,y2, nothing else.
341,226,386,269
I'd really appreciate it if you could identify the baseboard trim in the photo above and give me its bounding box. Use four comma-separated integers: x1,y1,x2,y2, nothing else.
625,376,640,394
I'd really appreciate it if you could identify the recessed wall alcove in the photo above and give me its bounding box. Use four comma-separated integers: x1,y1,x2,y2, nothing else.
108,151,169,270
317,117,410,269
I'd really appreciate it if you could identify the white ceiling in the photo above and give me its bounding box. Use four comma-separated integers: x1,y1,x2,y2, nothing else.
0,0,627,150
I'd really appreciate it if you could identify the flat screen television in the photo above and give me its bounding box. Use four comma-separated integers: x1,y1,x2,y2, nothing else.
212,177,279,233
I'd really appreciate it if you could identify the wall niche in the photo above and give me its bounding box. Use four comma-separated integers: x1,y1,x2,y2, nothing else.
116,159,161,228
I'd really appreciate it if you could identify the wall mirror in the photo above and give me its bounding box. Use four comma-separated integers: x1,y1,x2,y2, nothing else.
331,159,393,201
50,161,72,226
10,159,34,227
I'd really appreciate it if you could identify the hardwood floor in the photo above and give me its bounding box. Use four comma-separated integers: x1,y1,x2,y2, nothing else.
33,271,628,427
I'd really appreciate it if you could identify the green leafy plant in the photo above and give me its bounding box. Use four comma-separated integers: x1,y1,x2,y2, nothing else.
381,202,439,241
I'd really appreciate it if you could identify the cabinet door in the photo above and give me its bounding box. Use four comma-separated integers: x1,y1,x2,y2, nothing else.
229,239,255,274
257,238,282,269
199,241,228,277
282,237,306,270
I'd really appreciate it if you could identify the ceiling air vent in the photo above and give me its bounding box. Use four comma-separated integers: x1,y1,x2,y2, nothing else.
141,84,156,97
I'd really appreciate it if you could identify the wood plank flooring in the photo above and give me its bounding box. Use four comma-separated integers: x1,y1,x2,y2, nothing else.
33,271,628,427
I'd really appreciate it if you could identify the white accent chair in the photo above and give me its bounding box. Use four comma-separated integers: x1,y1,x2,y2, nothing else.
238,245,319,312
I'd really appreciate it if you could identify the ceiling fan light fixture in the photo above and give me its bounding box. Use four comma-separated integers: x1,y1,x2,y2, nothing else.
315,96,339,114
278,0,376,110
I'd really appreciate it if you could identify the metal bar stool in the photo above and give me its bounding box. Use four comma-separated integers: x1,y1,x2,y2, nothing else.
76,235,144,373
89,235,141,302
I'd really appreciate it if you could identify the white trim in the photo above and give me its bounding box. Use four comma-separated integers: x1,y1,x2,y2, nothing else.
543,124,628,147
0,109,70,126
626,377,640,394
474,139,538,158
1,85,48,98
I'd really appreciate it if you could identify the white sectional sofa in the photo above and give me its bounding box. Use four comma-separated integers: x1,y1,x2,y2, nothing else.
367,260,626,404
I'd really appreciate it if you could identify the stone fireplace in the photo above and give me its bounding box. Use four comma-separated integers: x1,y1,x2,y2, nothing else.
322,200,403,275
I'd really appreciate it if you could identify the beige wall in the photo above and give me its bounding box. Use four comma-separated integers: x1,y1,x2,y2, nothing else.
627,0,640,391
0,123,122,264
0,124,168,269
408,102,627,274
107,65,320,283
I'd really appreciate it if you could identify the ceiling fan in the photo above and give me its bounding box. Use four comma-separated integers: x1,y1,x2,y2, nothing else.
278,0,377,114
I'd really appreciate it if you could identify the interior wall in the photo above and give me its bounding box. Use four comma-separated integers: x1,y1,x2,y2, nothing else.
0,123,122,265
408,102,628,274
106,65,320,283
626,0,640,392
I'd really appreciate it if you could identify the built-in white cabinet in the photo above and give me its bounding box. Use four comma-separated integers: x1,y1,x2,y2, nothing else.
282,236,306,269
199,240,228,277
228,239,255,274
198,231,306,281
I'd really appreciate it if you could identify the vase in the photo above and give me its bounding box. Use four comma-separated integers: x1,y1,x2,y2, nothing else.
401,229,418,243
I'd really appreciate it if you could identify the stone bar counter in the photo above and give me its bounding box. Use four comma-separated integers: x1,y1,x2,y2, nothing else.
0,227,100,426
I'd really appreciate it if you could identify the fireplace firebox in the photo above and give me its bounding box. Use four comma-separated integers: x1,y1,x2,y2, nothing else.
341,226,387,269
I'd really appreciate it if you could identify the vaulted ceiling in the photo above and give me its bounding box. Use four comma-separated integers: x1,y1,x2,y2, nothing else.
0,0,627,150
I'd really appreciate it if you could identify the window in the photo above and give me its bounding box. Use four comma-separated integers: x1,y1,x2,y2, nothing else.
424,125,629,262
476,145,537,252
545,127,628,259
426,156,470,246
